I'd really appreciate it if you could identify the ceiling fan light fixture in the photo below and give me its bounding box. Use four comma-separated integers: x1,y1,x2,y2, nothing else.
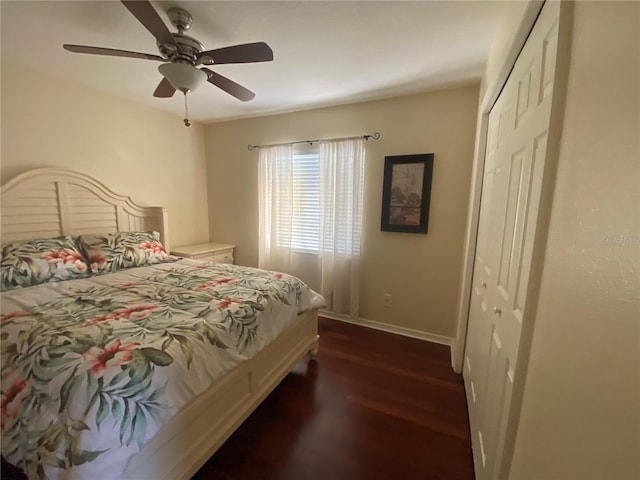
158,63,207,94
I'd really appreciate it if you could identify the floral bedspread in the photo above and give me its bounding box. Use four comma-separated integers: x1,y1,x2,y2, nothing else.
0,259,324,480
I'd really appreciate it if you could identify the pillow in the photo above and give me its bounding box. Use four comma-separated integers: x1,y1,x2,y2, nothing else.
76,231,170,274
1,236,91,291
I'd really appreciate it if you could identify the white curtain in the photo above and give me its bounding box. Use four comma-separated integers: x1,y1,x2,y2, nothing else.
258,144,294,272
258,138,365,317
318,138,365,316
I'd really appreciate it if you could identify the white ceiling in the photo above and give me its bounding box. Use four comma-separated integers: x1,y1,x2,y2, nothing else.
1,1,505,124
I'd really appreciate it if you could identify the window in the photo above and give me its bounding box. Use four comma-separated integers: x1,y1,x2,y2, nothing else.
275,151,321,252
258,138,365,315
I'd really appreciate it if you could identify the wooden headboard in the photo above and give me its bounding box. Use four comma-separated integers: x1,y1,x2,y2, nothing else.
0,168,170,251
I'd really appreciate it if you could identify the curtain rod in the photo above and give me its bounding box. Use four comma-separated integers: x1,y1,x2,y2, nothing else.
247,132,380,151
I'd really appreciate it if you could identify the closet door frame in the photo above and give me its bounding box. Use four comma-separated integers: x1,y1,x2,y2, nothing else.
452,0,573,474
453,0,544,372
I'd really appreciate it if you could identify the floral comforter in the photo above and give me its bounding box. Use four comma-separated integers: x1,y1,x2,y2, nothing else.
0,259,325,480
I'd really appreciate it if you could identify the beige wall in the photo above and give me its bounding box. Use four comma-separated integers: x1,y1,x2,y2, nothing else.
205,85,479,338
1,62,210,248
509,2,640,478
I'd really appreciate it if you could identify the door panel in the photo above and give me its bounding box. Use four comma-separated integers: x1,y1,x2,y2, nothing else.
464,2,560,478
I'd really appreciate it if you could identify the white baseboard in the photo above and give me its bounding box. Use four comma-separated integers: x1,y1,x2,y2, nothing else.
320,310,453,347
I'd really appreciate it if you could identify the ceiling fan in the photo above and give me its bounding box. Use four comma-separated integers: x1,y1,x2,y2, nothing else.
63,0,274,126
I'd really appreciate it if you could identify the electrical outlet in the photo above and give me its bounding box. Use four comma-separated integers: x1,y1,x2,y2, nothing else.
383,294,392,307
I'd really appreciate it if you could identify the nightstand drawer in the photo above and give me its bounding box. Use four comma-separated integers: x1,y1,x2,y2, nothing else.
172,242,235,265
194,250,234,264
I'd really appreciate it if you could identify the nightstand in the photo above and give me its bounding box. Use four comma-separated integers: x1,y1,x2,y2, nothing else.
171,242,235,264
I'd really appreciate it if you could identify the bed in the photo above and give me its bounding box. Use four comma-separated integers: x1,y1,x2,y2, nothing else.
0,168,324,480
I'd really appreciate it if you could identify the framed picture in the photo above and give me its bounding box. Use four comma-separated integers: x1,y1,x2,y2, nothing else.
380,153,434,234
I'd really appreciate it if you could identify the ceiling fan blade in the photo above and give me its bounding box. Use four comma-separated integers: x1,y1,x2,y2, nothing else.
63,44,164,61
201,68,255,102
153,77,176,98
121,0,177,47
198,42,274,65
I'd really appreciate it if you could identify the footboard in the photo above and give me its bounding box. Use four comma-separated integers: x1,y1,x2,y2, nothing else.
123,310,319,480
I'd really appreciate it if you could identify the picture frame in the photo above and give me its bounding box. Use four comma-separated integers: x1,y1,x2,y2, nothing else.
380,153,434,234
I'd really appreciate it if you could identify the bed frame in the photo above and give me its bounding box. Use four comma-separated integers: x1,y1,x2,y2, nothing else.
0,168,320,479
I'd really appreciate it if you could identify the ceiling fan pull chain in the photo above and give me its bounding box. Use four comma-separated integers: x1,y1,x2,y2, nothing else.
183,92,191,127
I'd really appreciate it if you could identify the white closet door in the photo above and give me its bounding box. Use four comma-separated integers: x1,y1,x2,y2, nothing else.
464,2,560,478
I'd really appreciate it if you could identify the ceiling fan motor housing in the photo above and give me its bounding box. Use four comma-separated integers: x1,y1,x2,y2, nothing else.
158,33,204,65
157,8,205,65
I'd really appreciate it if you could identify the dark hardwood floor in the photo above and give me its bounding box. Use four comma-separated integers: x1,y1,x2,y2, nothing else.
1,317,474,480
193,317,474,480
